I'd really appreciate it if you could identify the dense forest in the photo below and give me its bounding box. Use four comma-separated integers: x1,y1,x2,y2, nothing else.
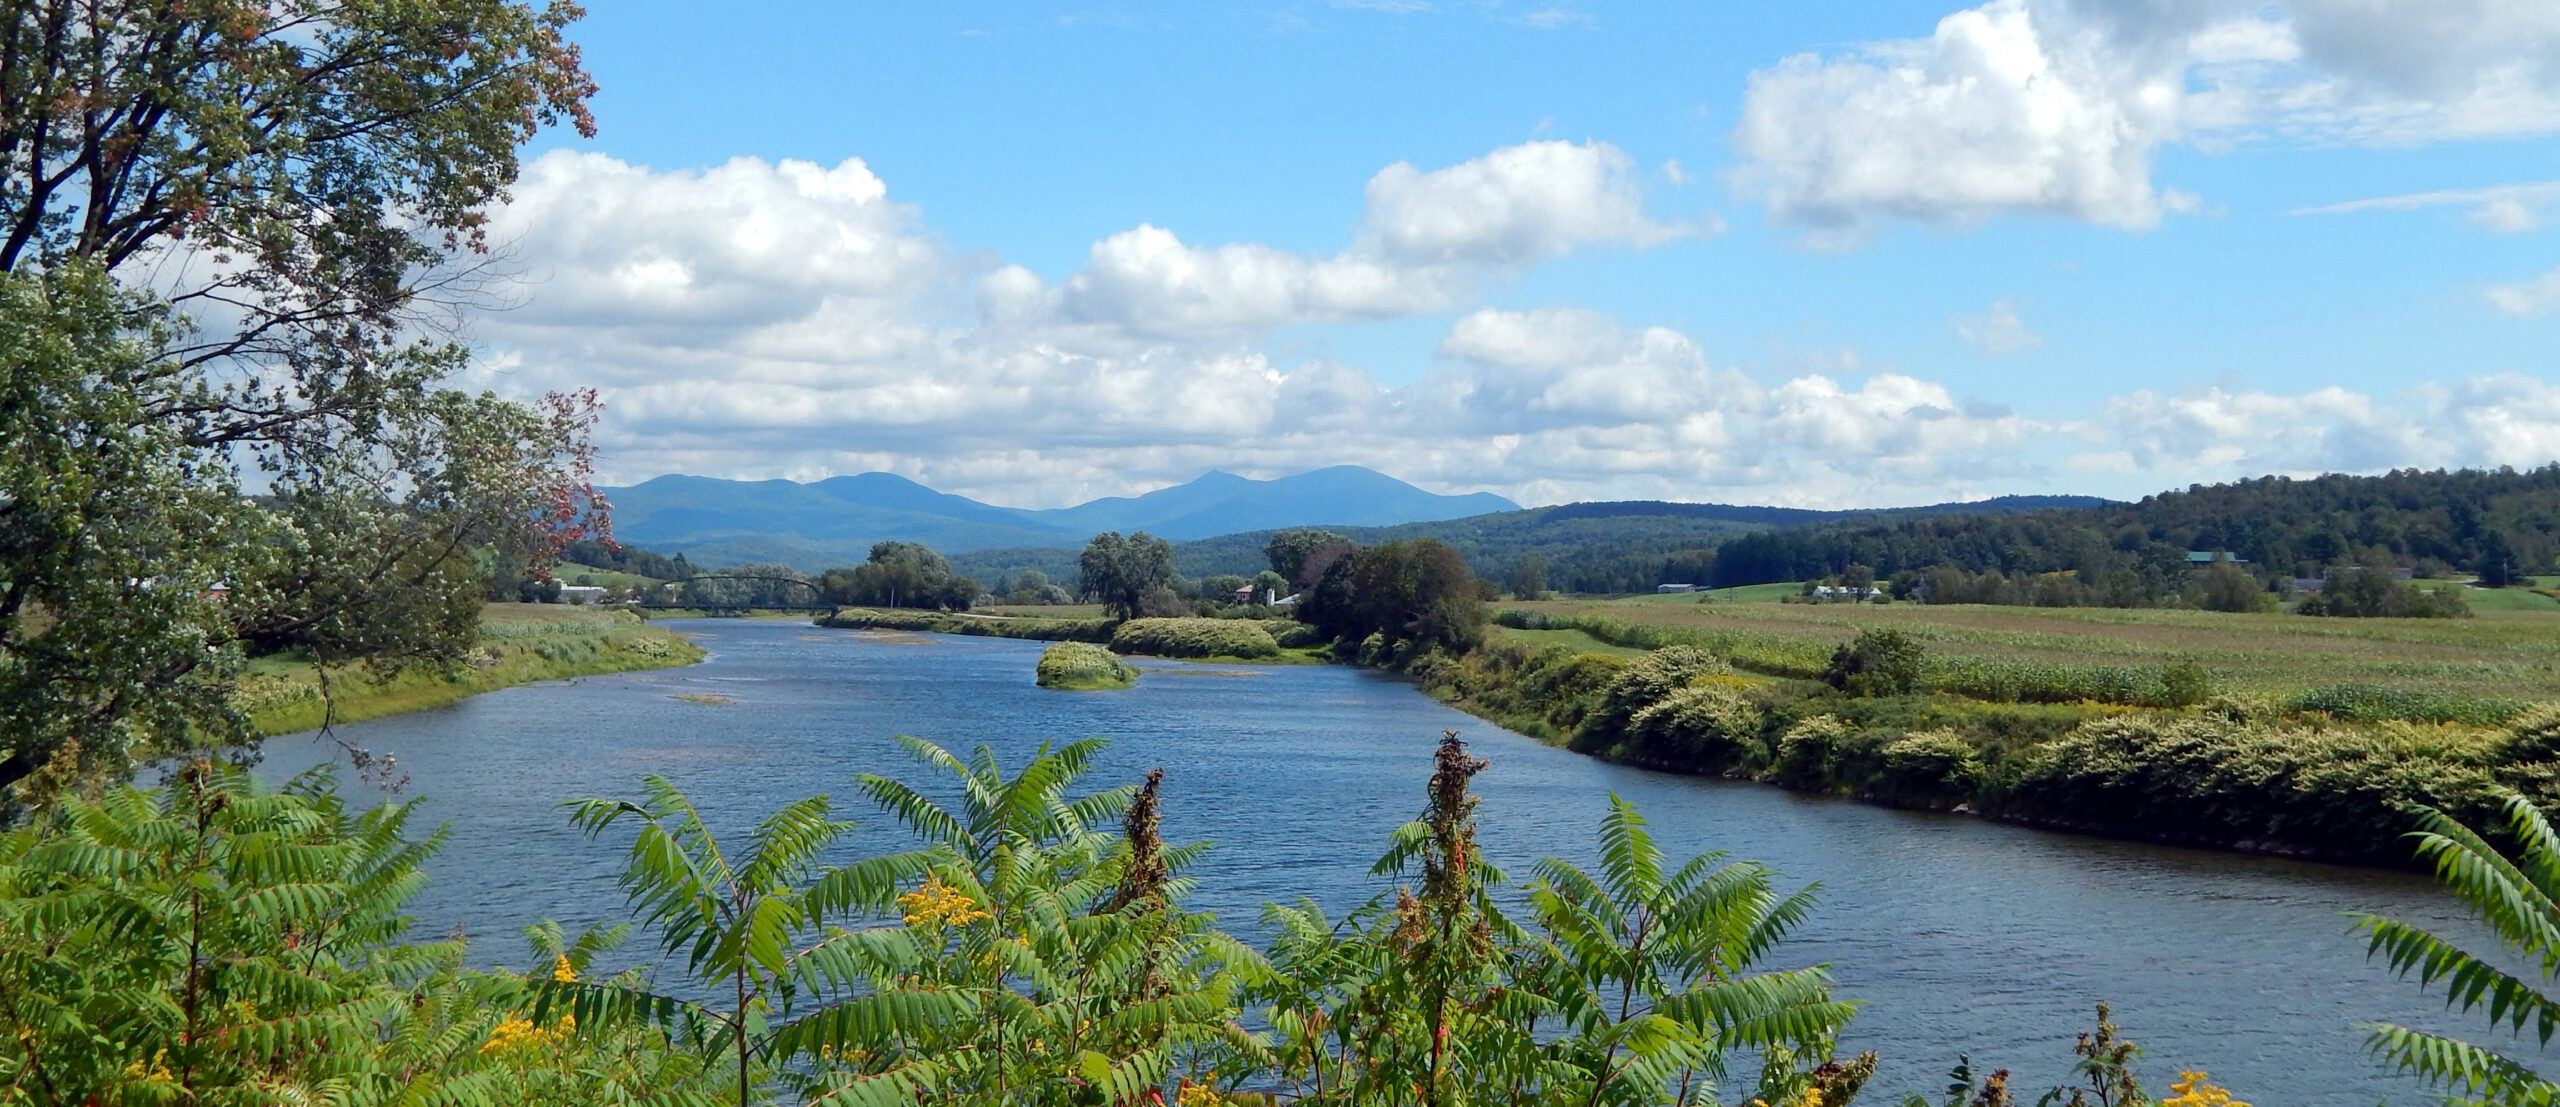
951,494,2107,595
1710,467,2560,598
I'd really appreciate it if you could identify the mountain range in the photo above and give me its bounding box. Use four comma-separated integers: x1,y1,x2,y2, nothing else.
600,466,1521,569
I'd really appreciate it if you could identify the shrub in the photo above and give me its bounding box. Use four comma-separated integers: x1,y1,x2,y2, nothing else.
1580,646,1731,749
2159,662,2213,708
1626,682,1767,771
1109,617,1280,659
1997,713,2504,859
1770,715,1852,789
1034,641,1138,690
1875,730,1984,806
1823,629,1925,697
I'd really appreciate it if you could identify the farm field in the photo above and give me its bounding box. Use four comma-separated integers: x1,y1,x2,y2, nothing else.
1504,594,2560,702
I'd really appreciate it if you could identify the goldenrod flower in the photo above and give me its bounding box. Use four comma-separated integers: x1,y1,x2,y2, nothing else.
2164,1070,2249,1107
551,954,578,983
123,1049,176,1085
1178,1083,1224,1107
898,874,990,929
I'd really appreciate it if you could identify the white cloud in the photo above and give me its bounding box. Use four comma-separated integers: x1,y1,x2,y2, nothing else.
1730,0,2193,243
470,149,2560,510
1362,140,1685,266
2488,267,2560,317
1005,139,1684,337
1952,300,2043,353
2082,376,2560,478
2291,179,2560,233
1732,0,2560,241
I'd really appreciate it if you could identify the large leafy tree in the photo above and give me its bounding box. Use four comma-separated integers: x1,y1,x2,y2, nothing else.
0,1,604,803
1079,531,1177,620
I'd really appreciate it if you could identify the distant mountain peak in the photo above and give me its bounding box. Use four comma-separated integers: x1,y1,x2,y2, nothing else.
598,465,1520,569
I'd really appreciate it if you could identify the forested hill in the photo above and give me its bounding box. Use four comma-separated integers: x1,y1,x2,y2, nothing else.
1708,467,2560,589
949,493,2111,594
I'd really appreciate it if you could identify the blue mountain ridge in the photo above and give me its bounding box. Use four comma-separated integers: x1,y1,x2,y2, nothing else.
599,466,1524,568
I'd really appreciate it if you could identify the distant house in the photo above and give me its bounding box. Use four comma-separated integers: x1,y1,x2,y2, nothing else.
1272,593,1302,608
2185,551,2248,566
1810,585,1878,603
1656,583,1697,594
1232,584,1257,605
557,585,608,604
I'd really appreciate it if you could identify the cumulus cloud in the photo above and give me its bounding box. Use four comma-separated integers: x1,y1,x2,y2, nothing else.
1952,300,2042,353
2081,375,2560,480
1732,0,2560,241
1363,140,1686,266
2488,267,2560,317
1017,139,1684,336
468,148,2558,510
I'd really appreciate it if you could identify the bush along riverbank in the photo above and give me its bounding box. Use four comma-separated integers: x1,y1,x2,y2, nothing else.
237,606,703,735
818,609,1329,663
1033,641,1139,690
1407,632,2560,865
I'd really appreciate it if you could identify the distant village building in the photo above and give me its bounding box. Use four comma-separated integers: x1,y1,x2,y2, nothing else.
2184,551,2247,566
1656,583,1697,594
1810,585,1878,603
557,585,608,604
1233,584,1257,605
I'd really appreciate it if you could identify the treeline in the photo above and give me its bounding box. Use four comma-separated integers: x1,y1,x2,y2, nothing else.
948,496,2106,597
1710,467,2560,600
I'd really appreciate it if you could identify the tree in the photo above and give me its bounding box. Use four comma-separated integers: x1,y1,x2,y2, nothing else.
1508,555,1549,600
1267,528,1353,590
1080,531,1176,620
2198,561,2262,613
1299,539,1487,654
820,542,977,610
2477,530,2523,588
0,1,602,804
1823,629,1926,697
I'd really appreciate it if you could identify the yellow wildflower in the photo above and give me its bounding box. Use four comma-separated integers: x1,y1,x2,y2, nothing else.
2163,1071,2249,1107
1179,1084,1224,1107
123,1049,176,1085
551,954,578,983
898,874,990,929
481,1011,575,1054
1799,1088,1824,1107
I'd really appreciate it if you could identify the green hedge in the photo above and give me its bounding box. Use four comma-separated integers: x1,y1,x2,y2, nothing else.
1109,617,1281,659
1035,641,1138,690
818,608,1113,643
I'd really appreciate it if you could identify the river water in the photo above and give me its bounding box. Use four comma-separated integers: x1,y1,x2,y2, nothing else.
256,618,2523,1104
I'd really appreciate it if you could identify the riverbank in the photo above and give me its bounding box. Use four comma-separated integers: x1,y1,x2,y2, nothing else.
240,605,703,735
1405,612,2560,867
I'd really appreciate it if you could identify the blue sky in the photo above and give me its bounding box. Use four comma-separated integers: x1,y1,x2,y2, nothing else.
470,0,2560,507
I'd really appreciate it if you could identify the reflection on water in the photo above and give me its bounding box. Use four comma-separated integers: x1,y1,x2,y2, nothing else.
254,619,2522,1105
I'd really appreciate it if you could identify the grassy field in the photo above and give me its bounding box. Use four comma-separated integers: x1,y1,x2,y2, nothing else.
1505,595,2560,702
1487,626,1651,658
239,604,702,735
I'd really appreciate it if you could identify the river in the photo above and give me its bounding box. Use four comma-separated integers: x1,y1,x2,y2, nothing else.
254,618,2516,1105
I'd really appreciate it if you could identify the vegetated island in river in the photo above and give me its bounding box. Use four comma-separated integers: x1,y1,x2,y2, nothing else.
1034,641,1139,690
240,604,702,735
